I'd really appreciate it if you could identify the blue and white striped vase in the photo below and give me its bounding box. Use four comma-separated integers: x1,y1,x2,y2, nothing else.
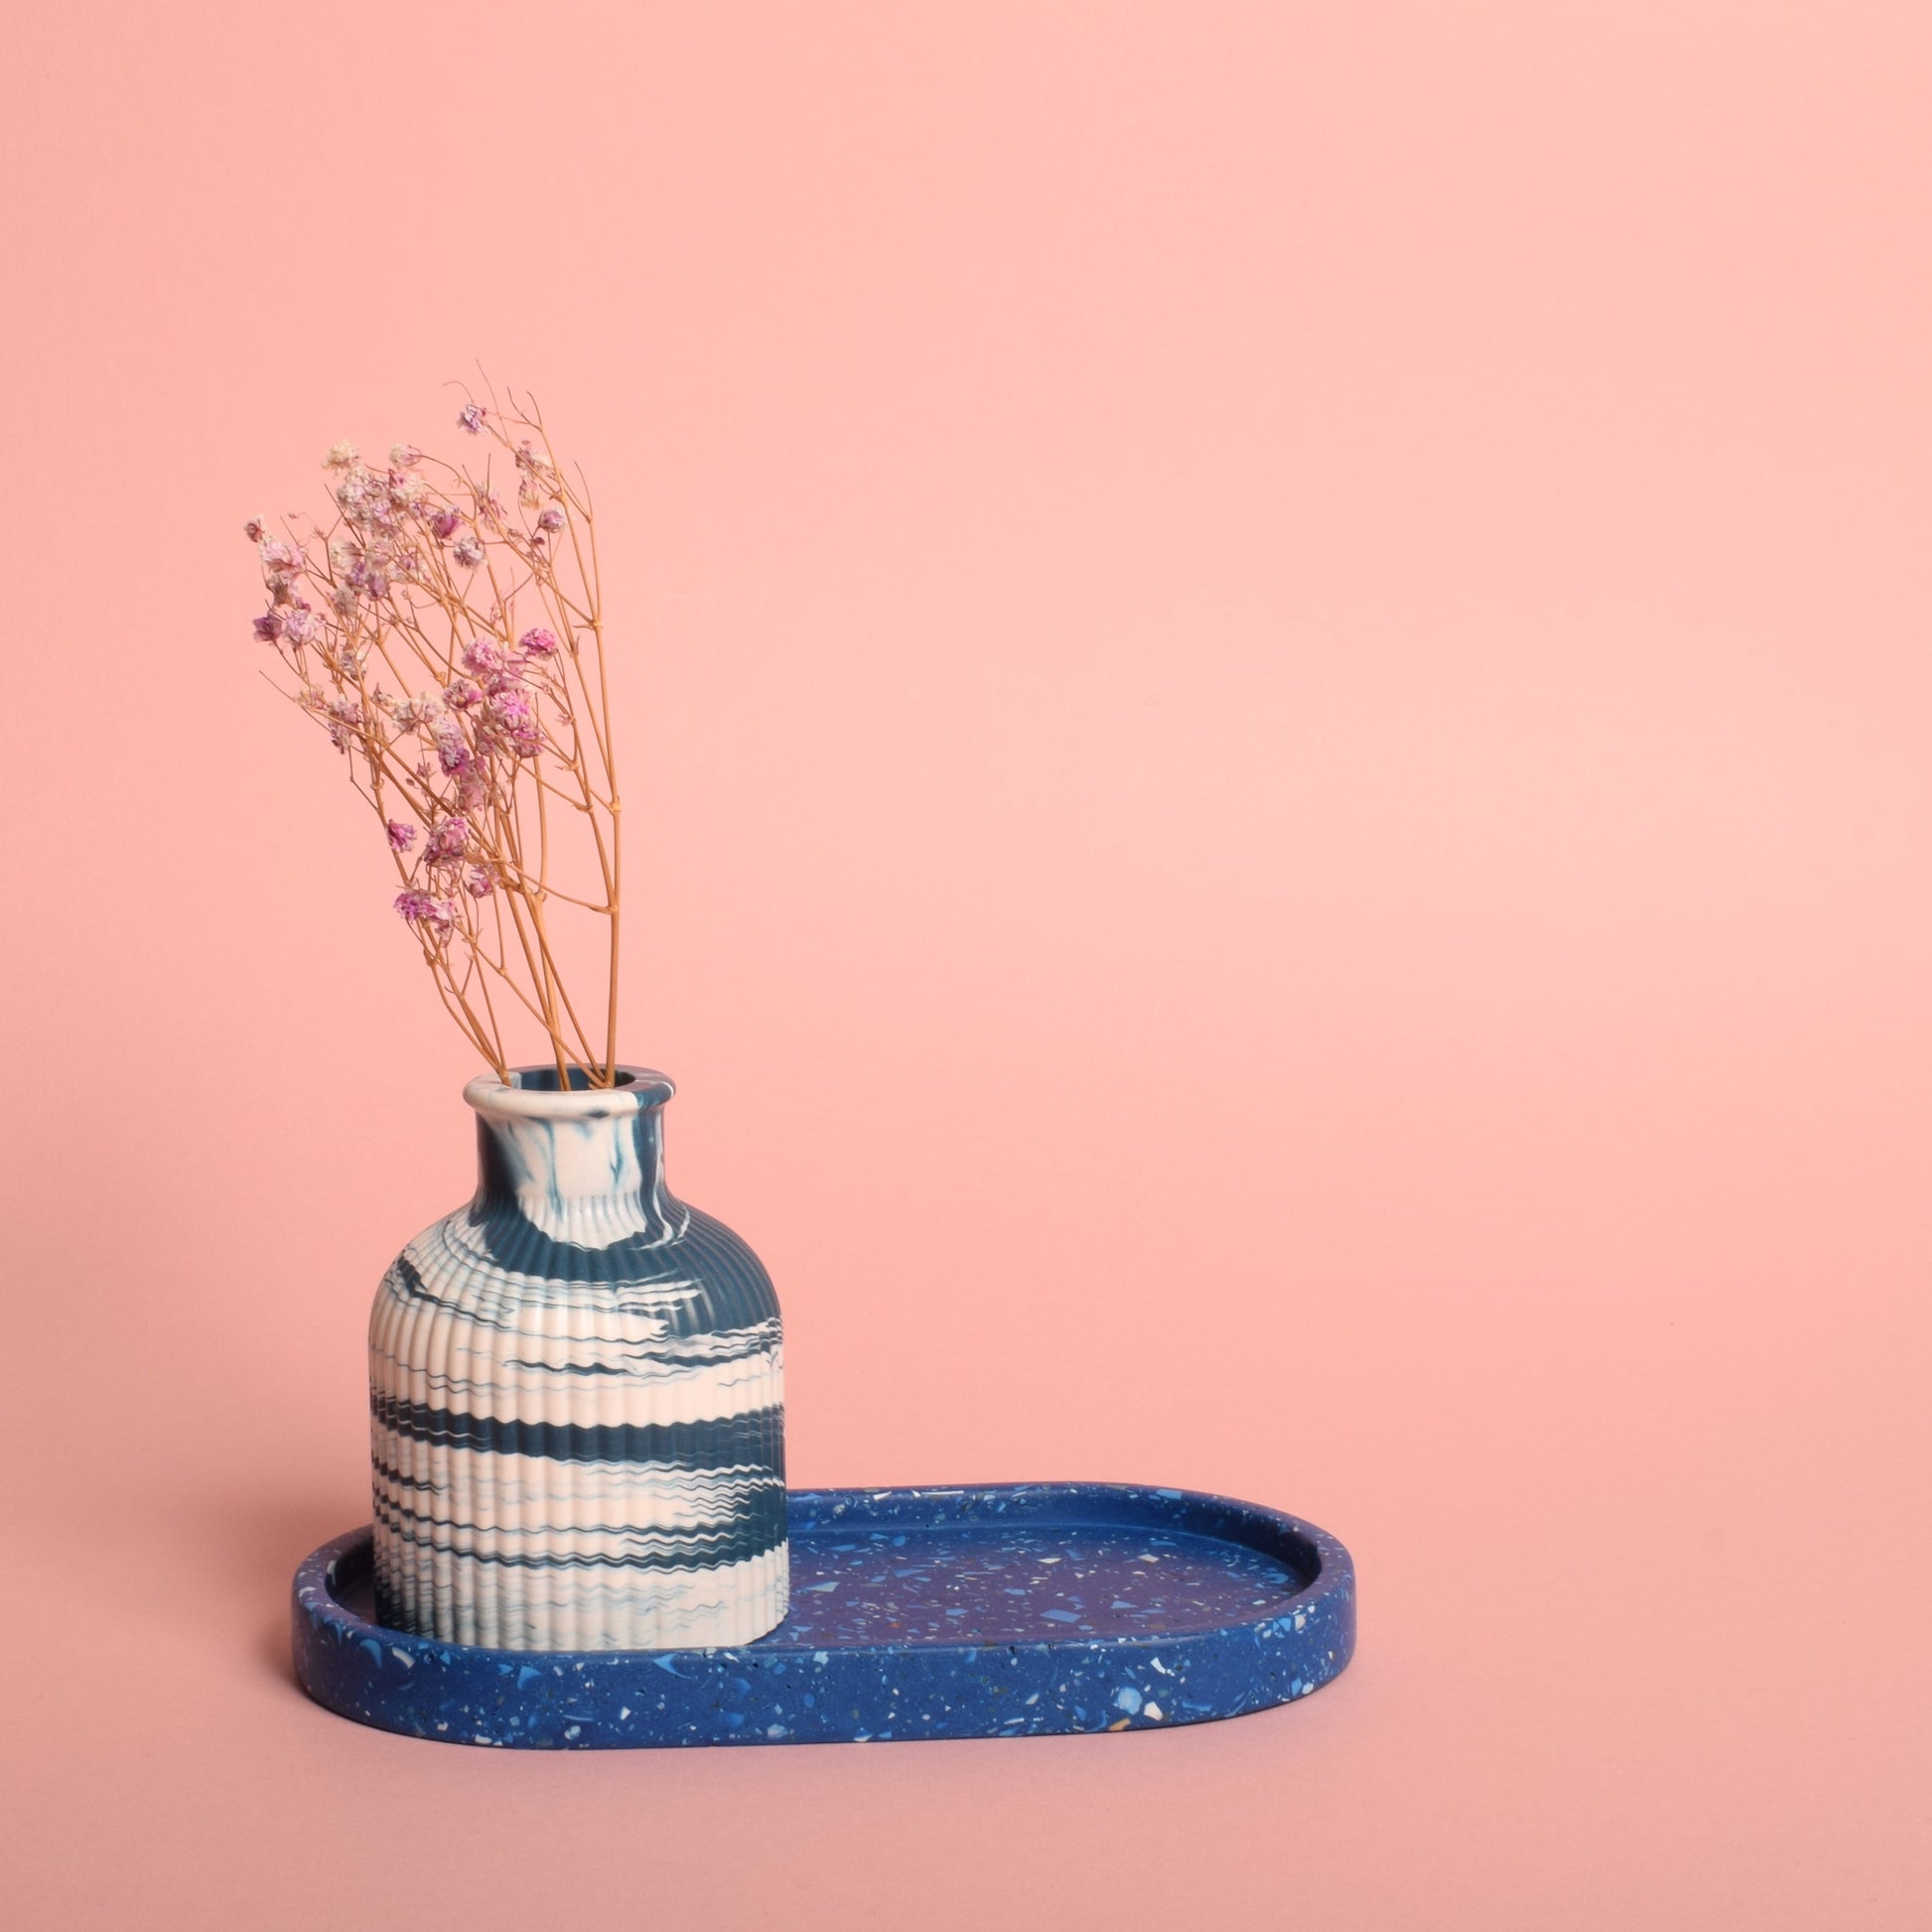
367,1065,788,1651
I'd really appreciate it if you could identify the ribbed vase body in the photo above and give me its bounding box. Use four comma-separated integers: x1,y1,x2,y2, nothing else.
367,1066,787,1651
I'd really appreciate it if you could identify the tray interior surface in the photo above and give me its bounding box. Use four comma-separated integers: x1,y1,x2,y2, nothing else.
330,1501,1310,1649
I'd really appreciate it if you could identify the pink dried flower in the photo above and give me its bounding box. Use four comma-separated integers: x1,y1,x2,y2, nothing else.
434,719,475,774
244,515,267,543
324,692,364,752
258,535,306,575
324,441,359,469
389,444,423,468
386,820,417,853
394,890,456,934
517,626,559,656
428,506,464,542
451,535,484,569
281,608,318,646
425,815,471,864
461,637,506,677
536,506,565,533
456,769,490,812
253,610,284,642
335,465,391,526
383,690,443,731
484,687,541,758
457,403,486,434
442,676,483,711
465,866,493,898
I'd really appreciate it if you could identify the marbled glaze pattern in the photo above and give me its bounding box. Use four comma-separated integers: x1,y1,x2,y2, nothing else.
293,1483,1356,1747
367,1066,787,1651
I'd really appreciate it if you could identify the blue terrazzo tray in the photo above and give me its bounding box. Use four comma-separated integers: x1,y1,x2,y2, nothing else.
291,1482,1355,1747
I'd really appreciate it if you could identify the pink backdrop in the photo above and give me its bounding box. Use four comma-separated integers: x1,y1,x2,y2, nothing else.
4,2,1929,1925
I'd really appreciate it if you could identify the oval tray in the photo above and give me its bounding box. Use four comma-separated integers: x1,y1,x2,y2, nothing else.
292,1482,1355,1747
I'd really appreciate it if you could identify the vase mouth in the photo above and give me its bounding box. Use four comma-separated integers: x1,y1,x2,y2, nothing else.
463,1063,676,1121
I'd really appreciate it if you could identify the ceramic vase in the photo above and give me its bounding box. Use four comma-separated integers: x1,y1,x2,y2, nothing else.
367,1065,787,1651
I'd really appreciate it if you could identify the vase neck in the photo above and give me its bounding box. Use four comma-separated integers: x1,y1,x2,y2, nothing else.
464,1067,681,1248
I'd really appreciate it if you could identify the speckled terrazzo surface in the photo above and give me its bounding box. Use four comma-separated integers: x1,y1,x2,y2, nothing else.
293,1482,1354,1747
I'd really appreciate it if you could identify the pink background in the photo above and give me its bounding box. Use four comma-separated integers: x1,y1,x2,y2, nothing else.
4,2,1929,1925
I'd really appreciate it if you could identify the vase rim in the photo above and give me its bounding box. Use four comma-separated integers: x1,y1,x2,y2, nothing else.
463,1064,676,1121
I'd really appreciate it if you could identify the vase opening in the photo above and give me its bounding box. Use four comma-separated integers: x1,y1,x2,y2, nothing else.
510,1065,638,1093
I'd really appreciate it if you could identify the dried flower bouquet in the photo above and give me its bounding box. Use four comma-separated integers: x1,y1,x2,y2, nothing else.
248,385,621,1086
